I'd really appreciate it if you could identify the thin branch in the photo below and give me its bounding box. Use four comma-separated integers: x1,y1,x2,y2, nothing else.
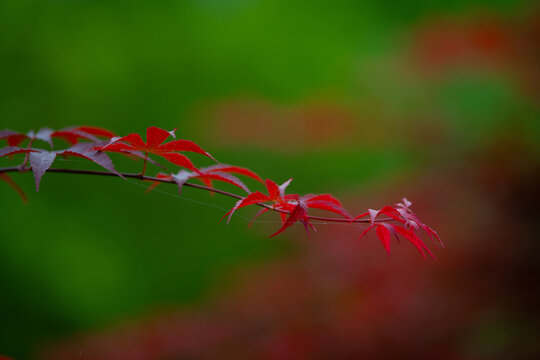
0,166,392,224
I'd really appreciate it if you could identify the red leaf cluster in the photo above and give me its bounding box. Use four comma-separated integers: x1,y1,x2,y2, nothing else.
1,125,442,259
352,199,441,259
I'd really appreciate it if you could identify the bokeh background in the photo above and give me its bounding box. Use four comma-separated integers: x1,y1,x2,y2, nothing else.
1,0,539,359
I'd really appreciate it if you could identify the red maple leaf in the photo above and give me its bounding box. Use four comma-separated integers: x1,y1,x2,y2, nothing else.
353,198,441,259
301,193,352,218
223,178,297,225
223,178,348,238
97,127,214,172
268,199,316,238
0,130,27,147
144,165,263,196
1,126,115,147
50,126,115,145
172,164,263,194
0,146,35,158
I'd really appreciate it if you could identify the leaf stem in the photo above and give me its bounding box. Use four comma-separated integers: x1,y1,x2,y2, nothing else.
140,152,148,177
0,165,392,224
19,138,34,170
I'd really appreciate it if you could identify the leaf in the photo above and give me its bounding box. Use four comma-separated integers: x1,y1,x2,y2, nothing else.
302,193,343,206
302,193,351,218
375,224,391,256
172,169,250,195
379,205,404,223
161,153,198,171
222,191,272,224
149,164,261,195
2,126,116,148
158,139,216,161
400,197,412,208
199,164,263,183
98,126,216,167
29,151,57,191
392,199,443,247
351,211,369,222
354,199,442,258
423,224,444,248
0,130,27,146
224,177,335,238
200,173,249,193
304,200,351,218
0,173,28,203
384,222,401,244
29,145,122,191
265,179,280,199
60,146,122,179
269,200,310,238
358,224,376,240
76,126,116,138
0,146,35,158
223,178,297,224
168,170,189,194
50,129,97,145
118,150,167,169
50,126,116,145
392,225,437,260
278,178,293,198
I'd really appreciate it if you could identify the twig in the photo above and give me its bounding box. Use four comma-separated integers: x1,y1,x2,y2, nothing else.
0,166,391,224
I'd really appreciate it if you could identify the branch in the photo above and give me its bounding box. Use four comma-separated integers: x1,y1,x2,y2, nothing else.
0,166,390,224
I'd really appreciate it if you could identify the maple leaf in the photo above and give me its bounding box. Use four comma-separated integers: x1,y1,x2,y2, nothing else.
301,193,352,218
196,164,263,184
222,178,296,225
171,164,263,194
0,130,27,146
1,126,115,148
223,178,343,238
269,199,315,239
29,143,122,191
0,146,35,158
96,126,215,172
172,170,247,194
353,198,441,259
50,126,115,145
92,140,168,170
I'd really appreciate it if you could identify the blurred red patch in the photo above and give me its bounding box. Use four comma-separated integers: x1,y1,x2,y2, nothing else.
198,99,359,151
